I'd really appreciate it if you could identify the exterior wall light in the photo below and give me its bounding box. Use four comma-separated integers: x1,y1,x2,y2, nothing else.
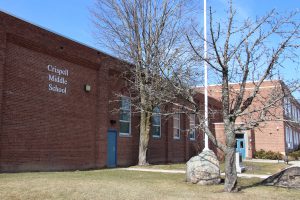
84,84,91,92
110,120,116,126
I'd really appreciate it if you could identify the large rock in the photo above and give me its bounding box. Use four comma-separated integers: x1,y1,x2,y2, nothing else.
262,166,300,188
186,150,221,185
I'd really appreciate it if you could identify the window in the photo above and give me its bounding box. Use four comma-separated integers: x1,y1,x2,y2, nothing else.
284,97,289,116
291,104,294,119
290,129,294,149
294,130,296,145
240,141,244,148
285,126,289,146
285,126,293,149
173,113,180,139
119,96,131,136
292,103,297,120
289,101,292,118
287,126,293,149
152,107,161,138
284,97,293,118
189,114,196,140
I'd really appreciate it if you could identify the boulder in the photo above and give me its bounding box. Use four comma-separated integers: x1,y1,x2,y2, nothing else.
186,150,221,185
262,166,300,188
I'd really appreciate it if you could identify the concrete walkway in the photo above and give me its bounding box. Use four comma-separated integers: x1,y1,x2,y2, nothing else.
122,168,270,179
123,168,185,174
121,159,300,179
289,160,300,166
245,158,300,167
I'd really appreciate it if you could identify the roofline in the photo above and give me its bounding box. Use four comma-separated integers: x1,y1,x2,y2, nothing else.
0,9,131,65
196,79,279,88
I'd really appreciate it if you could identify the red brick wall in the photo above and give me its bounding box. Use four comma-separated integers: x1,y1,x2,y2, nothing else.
0,11,213,172
1,39,100,172
202,81,289,157
0,11,116,172
254,121,285,154
0,21,6,148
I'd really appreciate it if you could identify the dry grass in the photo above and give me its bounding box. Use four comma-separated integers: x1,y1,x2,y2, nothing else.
0,169,299,200
242,161,289,175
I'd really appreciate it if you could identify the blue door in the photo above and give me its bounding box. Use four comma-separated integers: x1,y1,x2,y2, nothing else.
107,130,117,168
236,138,246,159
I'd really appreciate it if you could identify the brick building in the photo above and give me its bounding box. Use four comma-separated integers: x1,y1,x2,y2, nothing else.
203,80,300,159
1,11,298,172
0,11,210,172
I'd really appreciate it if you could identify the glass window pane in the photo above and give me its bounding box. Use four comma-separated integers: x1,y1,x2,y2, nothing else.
173,113,180,139
173,129,180,138
152,126,160,137
120,122,129,134
121,97,130,110
153,107,160,113
120,111,130,121
189,130,195,140
152,115,160,125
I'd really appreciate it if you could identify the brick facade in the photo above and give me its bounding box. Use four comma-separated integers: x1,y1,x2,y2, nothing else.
0,12,203,172
204,81,300,158
2,11,297,172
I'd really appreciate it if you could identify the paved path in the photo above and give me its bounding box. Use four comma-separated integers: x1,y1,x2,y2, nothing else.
122,168,270,179
245,159,300,167
121,159,300,179
123,168,185,174
289,160,300,166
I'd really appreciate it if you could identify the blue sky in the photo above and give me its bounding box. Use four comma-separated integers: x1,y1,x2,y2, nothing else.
1,0,299,50
0,0,96,49
0,0,300,95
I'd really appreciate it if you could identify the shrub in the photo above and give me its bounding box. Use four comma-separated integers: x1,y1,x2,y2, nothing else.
254,149,283,160
288,150,300,160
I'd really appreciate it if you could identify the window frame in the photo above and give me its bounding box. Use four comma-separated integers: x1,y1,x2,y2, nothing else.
152,107,161,138
119,96,131,136
173,113,180,139
189,114,196,141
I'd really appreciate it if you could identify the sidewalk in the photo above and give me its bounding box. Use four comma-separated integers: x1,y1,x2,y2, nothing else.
245,158,300,167
122,168,270,179
121,159,300,179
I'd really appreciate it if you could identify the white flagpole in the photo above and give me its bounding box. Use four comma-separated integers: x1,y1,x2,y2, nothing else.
204,0,209,150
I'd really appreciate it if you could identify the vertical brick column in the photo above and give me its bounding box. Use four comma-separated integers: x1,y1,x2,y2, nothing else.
95,62,109,168
0,18,6,170
0,27,6,134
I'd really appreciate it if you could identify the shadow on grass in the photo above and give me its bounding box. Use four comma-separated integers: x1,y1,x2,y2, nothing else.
238,179,262,190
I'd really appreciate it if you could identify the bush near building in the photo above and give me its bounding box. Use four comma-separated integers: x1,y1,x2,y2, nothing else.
288,148,300,160
254,149,283,160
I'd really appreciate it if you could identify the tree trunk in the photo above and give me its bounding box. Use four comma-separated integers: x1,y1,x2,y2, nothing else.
224,146,238,192
138,109,151,165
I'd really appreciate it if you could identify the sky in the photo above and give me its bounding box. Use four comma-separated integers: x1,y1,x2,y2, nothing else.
0,0,299,52
0,0,300,95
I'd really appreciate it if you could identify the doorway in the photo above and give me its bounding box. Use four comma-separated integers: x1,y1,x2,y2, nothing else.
235,133,246,159
107,130,117,168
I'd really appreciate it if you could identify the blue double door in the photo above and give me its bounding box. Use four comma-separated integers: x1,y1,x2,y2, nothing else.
107,130,117,168
235,134,246,159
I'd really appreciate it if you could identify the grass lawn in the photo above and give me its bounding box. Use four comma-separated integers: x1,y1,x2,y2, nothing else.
132,161,289,175
1,169,299,200
242,161,289,175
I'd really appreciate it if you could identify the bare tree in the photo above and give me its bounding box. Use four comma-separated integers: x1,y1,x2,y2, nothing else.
91,0,191,165
164,0,300,192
